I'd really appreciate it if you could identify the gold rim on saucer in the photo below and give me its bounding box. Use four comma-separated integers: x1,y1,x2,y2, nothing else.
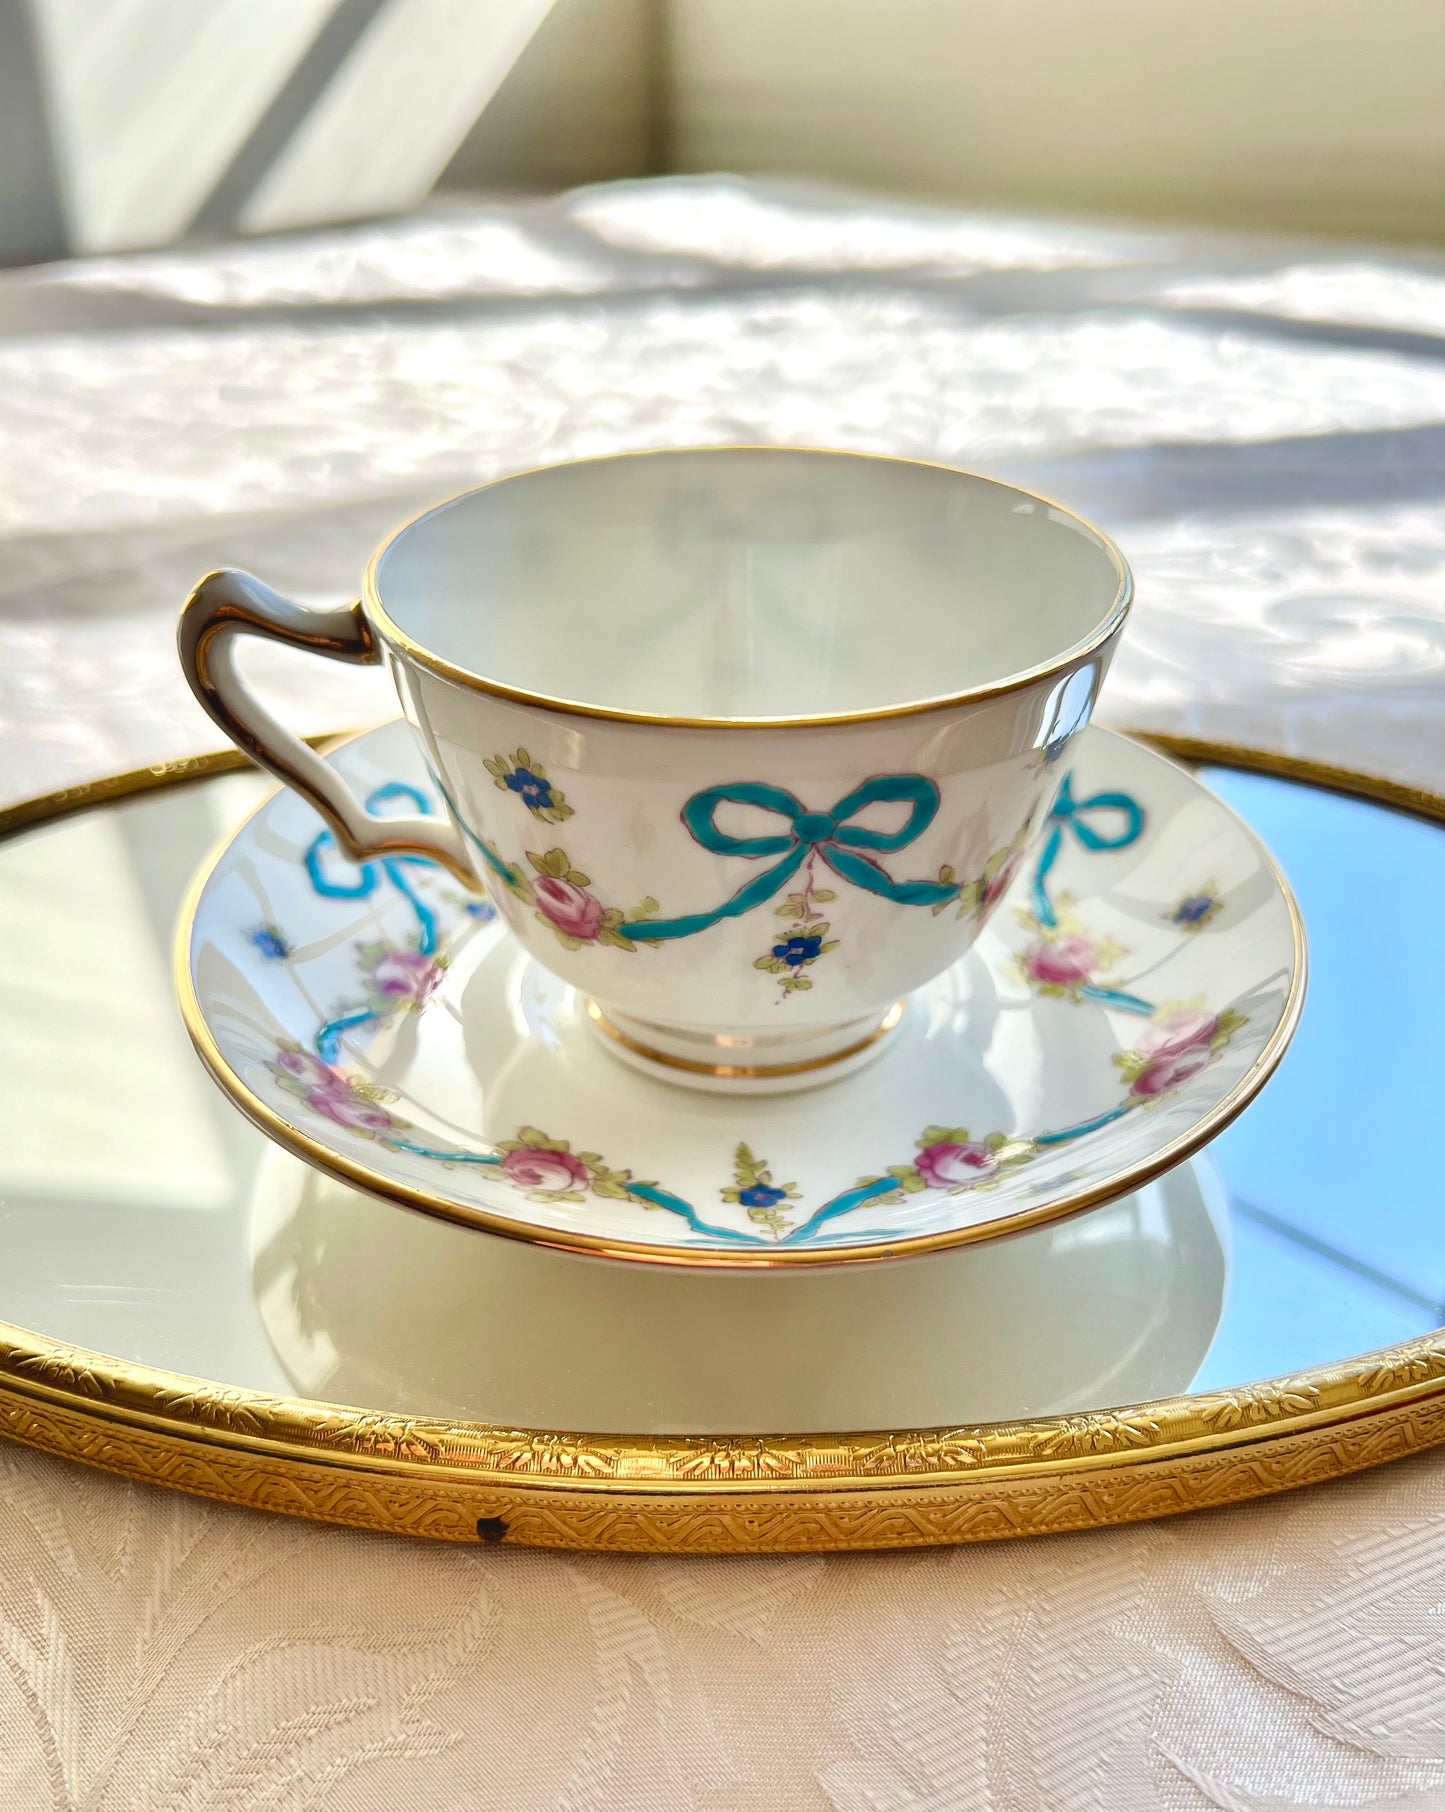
0,736,1436,1551
169,728,1307,1269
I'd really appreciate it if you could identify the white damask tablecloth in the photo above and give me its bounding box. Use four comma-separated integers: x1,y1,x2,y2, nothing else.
3,176,1445,1810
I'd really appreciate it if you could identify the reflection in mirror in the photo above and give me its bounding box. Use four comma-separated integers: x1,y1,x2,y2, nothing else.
249,1145,1227,1431
1192,768,1445,1388
0,755,1439,1430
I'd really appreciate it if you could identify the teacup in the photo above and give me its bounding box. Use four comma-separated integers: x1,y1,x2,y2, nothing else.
178,447,1131,1090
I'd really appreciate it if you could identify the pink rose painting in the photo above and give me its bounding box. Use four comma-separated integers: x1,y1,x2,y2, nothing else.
269,1045,405,1143
306,1087,400,1133
1137,1006,1217,1061
356,942,446,1017
1022,933,1098,988
519,847,642,952
1014,908,1125,1001
980,851,1023,913
533,875,605,942
274,1048,338,1090
940,829,1031,923
492,1128,641,1203
915,1140,998,1189
1130,1044,1213,1099
500,1144,591,1194
367,948,443,1004
1118,1003,1246,1103
864,1126,1036,1205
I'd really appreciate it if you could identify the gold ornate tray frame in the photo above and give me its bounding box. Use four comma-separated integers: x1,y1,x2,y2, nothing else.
1,732,1442,1554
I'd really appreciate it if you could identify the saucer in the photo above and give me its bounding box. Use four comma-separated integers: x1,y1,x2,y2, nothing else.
177,723,1305,1267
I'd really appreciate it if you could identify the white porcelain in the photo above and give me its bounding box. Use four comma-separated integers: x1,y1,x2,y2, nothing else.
178,721,1305,1268
250,1144,1230,1432
177,448,1130,1086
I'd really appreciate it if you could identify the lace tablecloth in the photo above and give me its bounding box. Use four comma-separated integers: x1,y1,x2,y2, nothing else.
3,176,1445,1810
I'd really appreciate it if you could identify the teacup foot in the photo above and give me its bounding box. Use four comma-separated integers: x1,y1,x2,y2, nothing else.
584,999,906,1095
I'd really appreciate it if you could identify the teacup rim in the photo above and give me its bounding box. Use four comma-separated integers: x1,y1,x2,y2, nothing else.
361,446,1133,730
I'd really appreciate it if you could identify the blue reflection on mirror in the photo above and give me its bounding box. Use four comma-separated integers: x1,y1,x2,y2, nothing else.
1192,767,1445,1389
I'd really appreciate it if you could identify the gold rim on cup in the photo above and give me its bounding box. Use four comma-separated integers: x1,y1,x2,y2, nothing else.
360,447,1135,730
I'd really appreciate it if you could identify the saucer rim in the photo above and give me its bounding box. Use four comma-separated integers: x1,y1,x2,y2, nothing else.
173,724,1308,1269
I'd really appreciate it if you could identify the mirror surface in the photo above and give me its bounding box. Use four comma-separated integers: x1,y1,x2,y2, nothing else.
0,753,1439,1433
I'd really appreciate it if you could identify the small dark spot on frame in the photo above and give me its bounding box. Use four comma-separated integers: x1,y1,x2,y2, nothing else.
476,1516,508,1544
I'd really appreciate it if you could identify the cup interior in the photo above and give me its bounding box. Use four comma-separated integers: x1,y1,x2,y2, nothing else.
371,449,1126,720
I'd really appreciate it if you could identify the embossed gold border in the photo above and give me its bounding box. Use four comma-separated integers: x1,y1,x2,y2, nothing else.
0,734,1440,1551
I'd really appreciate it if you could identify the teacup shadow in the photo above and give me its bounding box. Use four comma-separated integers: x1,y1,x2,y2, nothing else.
249,1148,1228,1434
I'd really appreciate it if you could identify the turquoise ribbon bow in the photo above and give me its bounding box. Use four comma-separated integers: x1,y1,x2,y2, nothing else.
1030,774,1144,927
619,775,955,942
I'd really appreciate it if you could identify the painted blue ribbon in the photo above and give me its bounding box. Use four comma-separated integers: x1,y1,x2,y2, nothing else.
306,783,447,1061
304,783,441,955
619,775,955,942
1031,774,1144,929
383,1143,766,1244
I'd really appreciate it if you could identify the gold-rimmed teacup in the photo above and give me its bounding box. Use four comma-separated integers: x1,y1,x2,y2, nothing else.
178,447,1131,1090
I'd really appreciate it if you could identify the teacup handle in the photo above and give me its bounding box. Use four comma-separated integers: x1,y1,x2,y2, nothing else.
177,569,480,887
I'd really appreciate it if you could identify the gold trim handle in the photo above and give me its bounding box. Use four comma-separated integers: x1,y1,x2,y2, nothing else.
177,570,479,886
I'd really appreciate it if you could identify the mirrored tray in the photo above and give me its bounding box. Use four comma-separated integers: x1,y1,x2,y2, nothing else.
0,733,1442,1553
